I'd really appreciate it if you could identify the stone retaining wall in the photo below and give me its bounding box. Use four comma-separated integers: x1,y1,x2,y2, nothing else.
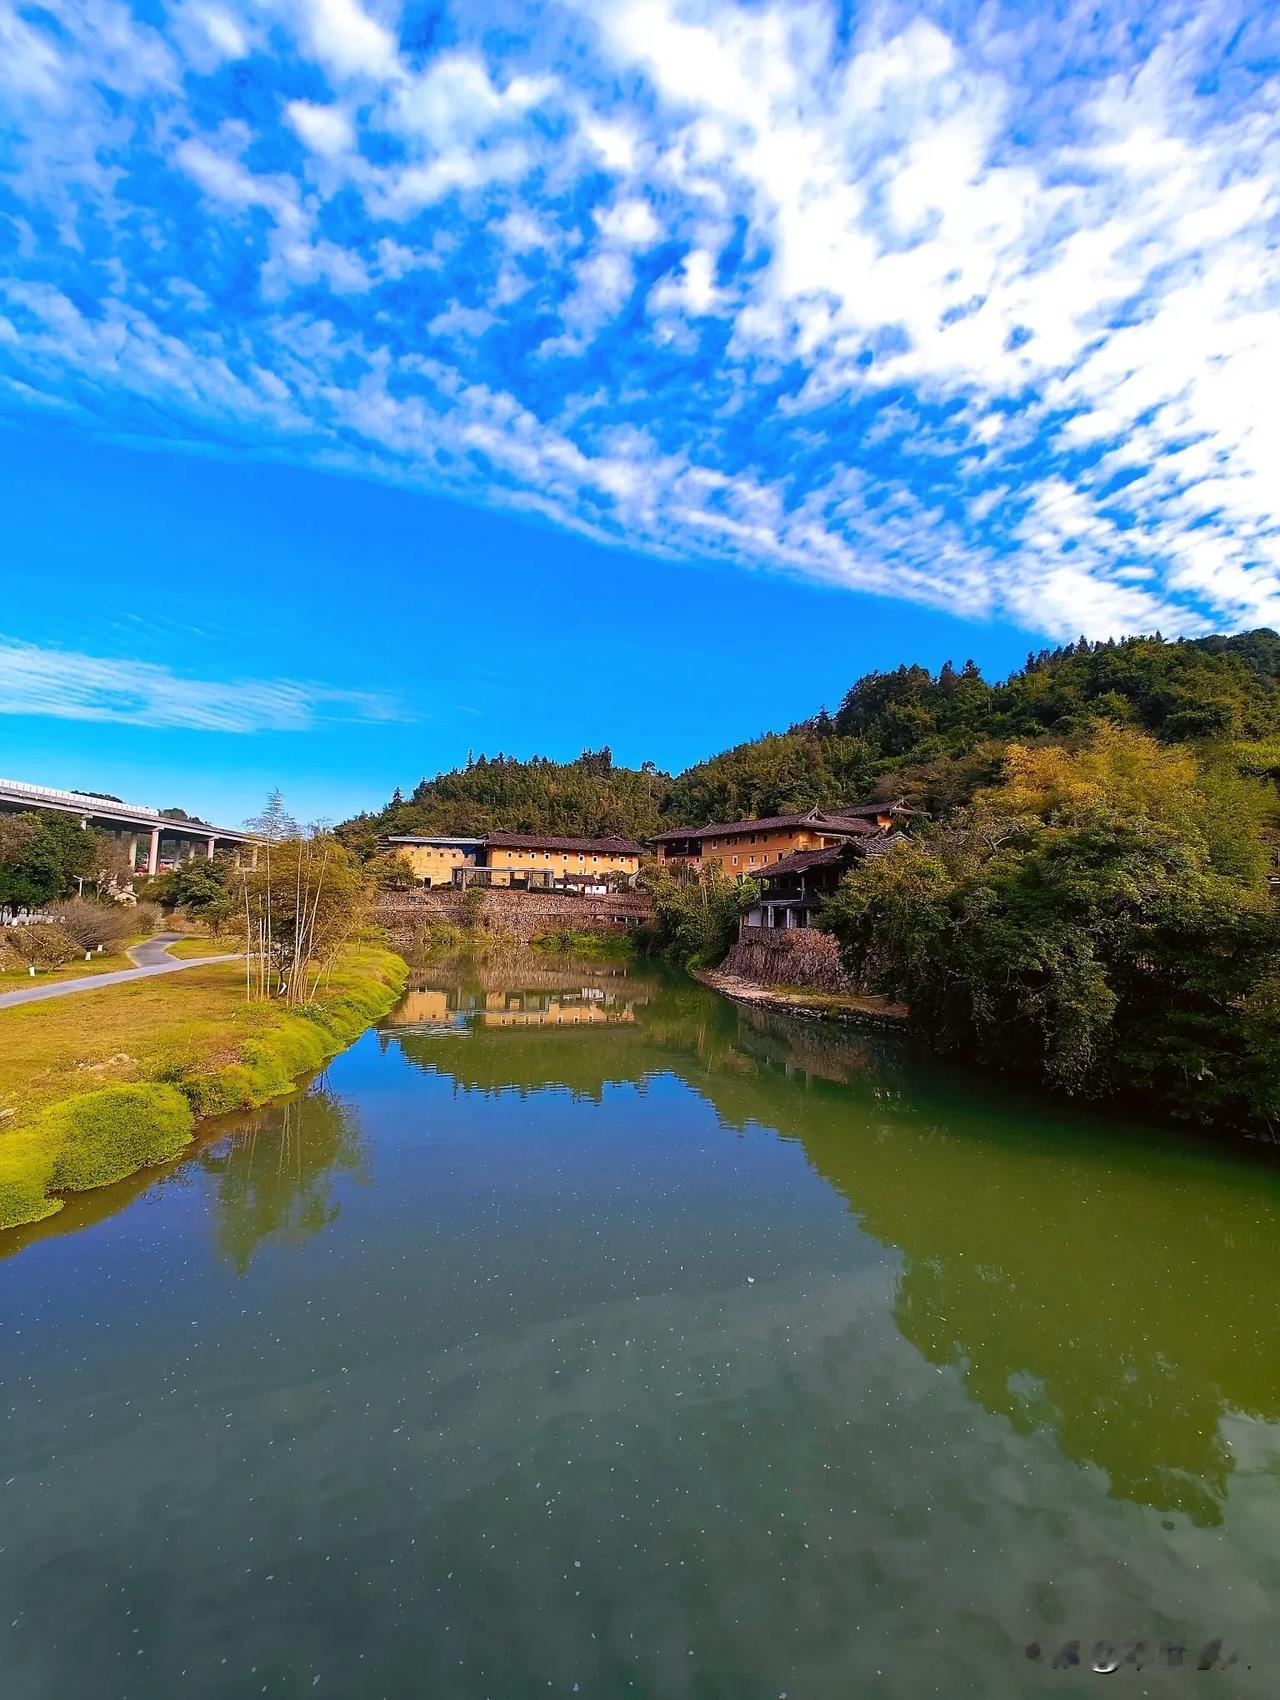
378,886,653,945
722,926,851,993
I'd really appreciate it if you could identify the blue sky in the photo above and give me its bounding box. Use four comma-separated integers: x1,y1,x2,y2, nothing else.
1,0,1278,826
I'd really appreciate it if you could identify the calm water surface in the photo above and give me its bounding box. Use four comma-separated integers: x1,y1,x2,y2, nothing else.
3,959,1279,1699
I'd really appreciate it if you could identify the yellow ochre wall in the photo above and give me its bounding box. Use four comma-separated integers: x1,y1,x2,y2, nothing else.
659,815,894,876
659,827,831,875
395,844,478,884
488,846,640,878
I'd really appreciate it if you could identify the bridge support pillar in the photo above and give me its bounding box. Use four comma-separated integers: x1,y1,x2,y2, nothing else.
147,826,160,876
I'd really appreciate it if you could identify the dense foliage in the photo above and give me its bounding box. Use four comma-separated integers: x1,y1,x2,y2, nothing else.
667,629,1280,824
338,748,668,855
638,864,758,969
0,809,103,916
820,727,1280,1131
144,856,238,931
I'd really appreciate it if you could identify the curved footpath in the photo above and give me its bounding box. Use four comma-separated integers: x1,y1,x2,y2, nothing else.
0,933,239,1011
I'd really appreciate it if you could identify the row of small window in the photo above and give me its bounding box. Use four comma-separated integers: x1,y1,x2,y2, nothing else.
514,852,625,864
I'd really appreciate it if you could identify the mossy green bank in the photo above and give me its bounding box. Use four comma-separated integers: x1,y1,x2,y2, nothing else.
0,944,408,1231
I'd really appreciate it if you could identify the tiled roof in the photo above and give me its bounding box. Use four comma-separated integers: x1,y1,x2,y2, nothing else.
824,799,914,819
763,845,849,876
485,831,645,855
384,835,485,847
810,814,876,836
651,812,822,842
652,805,892,844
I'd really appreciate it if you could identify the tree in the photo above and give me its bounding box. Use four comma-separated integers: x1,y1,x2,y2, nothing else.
87,834,135,898
0,810,101,917
820,726,1280,1130
147,855,237,931
365,851,417,891
638,863,759,968
235,822,368,1004
245,789,299,843
0,814,55,916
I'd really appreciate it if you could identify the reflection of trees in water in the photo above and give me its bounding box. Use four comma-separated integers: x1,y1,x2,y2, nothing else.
709,1007,1280,1529
388,964,1280,1527
198,1089,367,1274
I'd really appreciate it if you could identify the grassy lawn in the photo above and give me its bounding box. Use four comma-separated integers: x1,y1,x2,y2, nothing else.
0,938,149,991
163,936,240,960
0,959,251,1126
0,944,408,1231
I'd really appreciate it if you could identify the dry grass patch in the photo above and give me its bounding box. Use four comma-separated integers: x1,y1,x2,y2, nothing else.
163,937,239,960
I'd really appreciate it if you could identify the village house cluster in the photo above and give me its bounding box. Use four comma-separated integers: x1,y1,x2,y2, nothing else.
380,831,646,893
383,800,911,926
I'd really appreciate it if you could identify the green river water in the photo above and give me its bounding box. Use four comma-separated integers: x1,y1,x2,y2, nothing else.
2,957,1279,1698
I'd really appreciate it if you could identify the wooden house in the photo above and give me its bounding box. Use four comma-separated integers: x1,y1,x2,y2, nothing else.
651,802,910,878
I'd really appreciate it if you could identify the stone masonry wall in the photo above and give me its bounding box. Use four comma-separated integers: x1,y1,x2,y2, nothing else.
378,886,654,946
722,926,851,993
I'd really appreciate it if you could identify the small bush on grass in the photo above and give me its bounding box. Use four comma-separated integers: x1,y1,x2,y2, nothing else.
5,925,79,968
45,1085,196,1193
131,901,163,935
53,897,137,952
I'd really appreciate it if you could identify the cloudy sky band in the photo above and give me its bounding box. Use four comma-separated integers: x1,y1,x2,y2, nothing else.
2,0,1278,648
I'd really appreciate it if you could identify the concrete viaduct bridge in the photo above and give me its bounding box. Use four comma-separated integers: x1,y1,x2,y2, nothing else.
0,776,259,876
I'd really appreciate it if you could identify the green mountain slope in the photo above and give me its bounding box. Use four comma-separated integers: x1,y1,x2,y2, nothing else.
340,631,1280,845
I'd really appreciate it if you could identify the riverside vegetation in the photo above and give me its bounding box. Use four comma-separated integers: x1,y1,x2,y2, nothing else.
344,630,1280,1136
0,796,407,1230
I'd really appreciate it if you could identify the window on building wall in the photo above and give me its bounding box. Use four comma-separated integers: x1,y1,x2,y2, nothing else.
732,855,739,865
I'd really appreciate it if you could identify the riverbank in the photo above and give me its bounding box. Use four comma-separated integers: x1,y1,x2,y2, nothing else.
0,942,408,1231
692,965,909,1030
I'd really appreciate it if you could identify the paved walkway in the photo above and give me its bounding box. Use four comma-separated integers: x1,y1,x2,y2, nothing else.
0,933,240,1011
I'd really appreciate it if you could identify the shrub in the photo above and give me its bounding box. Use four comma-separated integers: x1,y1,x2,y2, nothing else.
51,897,136,952
5,925,79,968
638,865,757,968
131,901,163,936
459,886,486,931
44,1085,196,1193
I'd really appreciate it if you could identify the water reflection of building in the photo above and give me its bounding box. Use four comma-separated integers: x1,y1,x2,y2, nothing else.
478,989,636,1027
381,981,642,1033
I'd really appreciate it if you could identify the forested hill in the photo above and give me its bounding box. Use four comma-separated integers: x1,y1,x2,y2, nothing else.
665,628,1280,824
339,630,1280,845
337,749,670,855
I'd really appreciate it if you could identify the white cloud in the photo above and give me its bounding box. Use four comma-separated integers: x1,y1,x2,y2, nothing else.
176,134,305,232
595,198,660,247
650,248,720,316
3,0,1279,643
301,0,398,81
0,638,402,732
286,99,355,156
427,303,495,338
